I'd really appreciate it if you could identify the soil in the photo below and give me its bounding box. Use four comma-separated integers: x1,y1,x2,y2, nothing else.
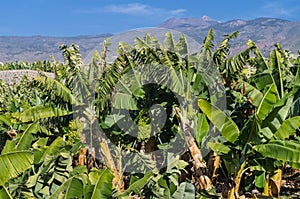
214,165,300,198
280,166,300,198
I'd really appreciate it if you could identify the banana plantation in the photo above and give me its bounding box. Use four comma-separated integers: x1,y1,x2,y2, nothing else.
1,29,300,198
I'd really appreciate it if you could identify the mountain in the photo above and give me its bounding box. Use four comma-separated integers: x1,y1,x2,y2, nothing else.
0,34,112,63
158,16,220,29
1,17,300,63
159,17,300,55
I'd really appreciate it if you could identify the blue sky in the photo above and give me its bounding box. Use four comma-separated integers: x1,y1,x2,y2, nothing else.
0,0,299,36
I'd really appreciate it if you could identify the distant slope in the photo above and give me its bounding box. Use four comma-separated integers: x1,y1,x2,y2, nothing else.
159,17,300,55
0,34,112,63
1,17,300,63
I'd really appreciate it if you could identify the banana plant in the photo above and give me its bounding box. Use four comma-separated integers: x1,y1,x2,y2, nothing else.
198,39,300,198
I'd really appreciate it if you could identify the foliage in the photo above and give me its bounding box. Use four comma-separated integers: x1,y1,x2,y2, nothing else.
0,29,300,198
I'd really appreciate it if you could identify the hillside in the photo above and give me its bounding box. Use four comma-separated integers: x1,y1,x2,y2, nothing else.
1,16,300,63
159,17,300,55
0,34,112,63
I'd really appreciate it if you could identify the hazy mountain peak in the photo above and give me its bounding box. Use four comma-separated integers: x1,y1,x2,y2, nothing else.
225,19,247,27
158,16,220,29
201,15,215,21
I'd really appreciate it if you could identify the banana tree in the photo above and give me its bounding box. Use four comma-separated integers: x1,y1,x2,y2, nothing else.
198,38,300,197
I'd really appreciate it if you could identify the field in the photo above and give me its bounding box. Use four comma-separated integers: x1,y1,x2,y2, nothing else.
0,30,300,198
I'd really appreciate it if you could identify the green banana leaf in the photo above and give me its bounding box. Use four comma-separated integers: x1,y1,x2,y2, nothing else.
254,140,300,164
273,116,300,140
171,182,195,199
164,32,176,51
0,151,33,185
195,113,209,147
13,104,71,122
176,34,188,56
49,176,84,199
239,81,263,107
37,137,65,164
261,92,294,132
0,186,13,199
91,169,114,199
34,75,80,105
207,142,231,155
15,122,39,150
112,92,138,110
256,84,278,121
1,122,38,154
119,172,153,197
198,99,240,143
0,115,12,127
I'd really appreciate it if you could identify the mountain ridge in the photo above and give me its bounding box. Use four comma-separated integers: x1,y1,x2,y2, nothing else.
158,16,220,29
158,16,300,55
1,16,300,63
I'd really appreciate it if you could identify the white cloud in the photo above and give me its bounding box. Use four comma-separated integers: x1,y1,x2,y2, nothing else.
260,1,299,18
170,9,187,16
78,3,187,17
107,3,156,15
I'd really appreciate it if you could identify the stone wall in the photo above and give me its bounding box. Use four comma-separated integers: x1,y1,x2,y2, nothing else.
0,70,55,85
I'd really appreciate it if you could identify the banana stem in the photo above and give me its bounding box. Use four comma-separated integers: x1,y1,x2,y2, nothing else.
228,161,246,199
100,138,119,187
270,167,283,197
263,174,269,196
212,154,220,180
